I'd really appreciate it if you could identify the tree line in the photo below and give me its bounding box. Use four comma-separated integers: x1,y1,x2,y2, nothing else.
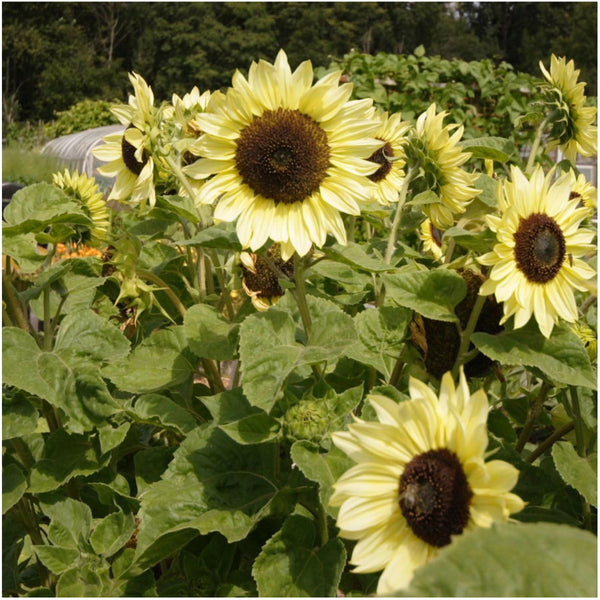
2,2,597,127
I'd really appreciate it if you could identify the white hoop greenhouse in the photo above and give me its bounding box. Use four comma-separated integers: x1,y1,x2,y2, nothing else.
41,124,124,190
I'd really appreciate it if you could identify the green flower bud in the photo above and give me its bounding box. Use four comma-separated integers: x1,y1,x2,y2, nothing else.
284,399,329,443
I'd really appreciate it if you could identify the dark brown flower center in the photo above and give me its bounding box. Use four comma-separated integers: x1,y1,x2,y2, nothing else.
514,213,566,283
430,221,443,247
368,141,394,182
235,108,330,205
121,125,149,176
399,448,472,547
242,247,295,299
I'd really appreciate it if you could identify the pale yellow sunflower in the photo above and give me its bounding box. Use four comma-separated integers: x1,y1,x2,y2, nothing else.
568,170,597,210
52,169,110,246
539,55,597,163
184,49,383,260
406,103,480,229
478,165,596,338
419,218,444,260
366,111,410,206
92,72,158,210
330,369,524,594
240,244,294,311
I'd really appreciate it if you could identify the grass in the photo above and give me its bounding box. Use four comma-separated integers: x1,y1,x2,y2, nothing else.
2,144,62,186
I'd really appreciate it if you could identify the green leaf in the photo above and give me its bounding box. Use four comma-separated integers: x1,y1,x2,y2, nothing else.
90,511,136,557
33,546,81,575
397,522,597,597
184,303,239,361
346,306,410,379
1,232,46,272
29,430,107,493
252,514,346,597
2,183,91,236
442,226,497,253
2,464,28,513
459,136,516,162
55,566,107,597
239,302,357,412
381,267,467,322
54,309,130,363
323,242,393,273
131,394,197,434
407,190,440,206
135,426,286,567
290,442,354,518
201,388,258,424
97,422,131,455
155,194,199,224
220,413,281,445
472,321,597,389
552,442,597,507
134,447,175,496
41,497,92,549
104,327,196,393
179,222,242,250
2,390,39,440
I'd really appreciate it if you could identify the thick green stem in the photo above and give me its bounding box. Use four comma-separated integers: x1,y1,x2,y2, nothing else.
526,421,575,464
384,169,414,264
451,293,486,378
3,272,32,334
525,115,552,174
137,269,187,318
43,286,53,351
516,382,552,453
202,358,225,393
293,253,312,339
165,155,207,229
569,387,586,457
209,249,234,320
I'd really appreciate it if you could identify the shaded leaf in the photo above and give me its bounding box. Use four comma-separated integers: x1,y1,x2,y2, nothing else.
552,442,597,507
2,464,27,513
184,303,239,361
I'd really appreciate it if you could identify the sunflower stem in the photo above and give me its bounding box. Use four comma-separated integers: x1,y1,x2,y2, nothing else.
2,272,34,337
137,269,187,319
165,155,207,229
451,292,486,378
208,249,234,320
293,253,312,339
43,286,53,351
384,169,414,264
515,382,552,453
525,115,551,174
569,387,586,457
525,421,575,463
202,358,225,393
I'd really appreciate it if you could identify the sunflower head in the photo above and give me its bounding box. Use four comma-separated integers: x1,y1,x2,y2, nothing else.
184,49,383,260
419,218,444,260
479,166,596,338
539,55,598,163
405,104,480,229
568,170,597,210
240,244,295,311
330,369,524,593
52,169,110,247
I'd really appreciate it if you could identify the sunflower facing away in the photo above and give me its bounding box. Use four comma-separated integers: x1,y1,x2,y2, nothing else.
539,55,597,163
419,218,444,260
478,165,596,338
184,49,383,260
92,72,158,210
366,111,410,206
568,170,597,210
406,103,480,229
330,369,524,594
52,169,110,246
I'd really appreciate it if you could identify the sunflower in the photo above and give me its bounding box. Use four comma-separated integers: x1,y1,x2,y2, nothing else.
539,55,597,163
568,170,597,210
52,169,110,246
366,111,410,206
419,218,444,260
330,369,524,594
184,49,383,260
478,165,596,338
240,244,294,311
406,103,480,229
92,72,158,210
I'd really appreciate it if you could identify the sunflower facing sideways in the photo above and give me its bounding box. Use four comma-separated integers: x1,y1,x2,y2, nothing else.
184,50,383,260
539,54,597,163
478,165,596,338
92,72,159,210
52,169,110,247
406,103,480,230
366,111,411,206
330,369,524,594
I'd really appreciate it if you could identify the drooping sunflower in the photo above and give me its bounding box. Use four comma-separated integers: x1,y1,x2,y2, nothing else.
419,218,444,260
366,111,410,206
539,55,597,163
52,169,110,246
92,72,158,210
330,369,524,594
185,50,383,260
406,103,480,229
240,244,295,311
478,165,596,338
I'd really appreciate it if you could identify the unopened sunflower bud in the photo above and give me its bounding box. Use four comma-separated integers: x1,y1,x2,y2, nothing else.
284,399,329,443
